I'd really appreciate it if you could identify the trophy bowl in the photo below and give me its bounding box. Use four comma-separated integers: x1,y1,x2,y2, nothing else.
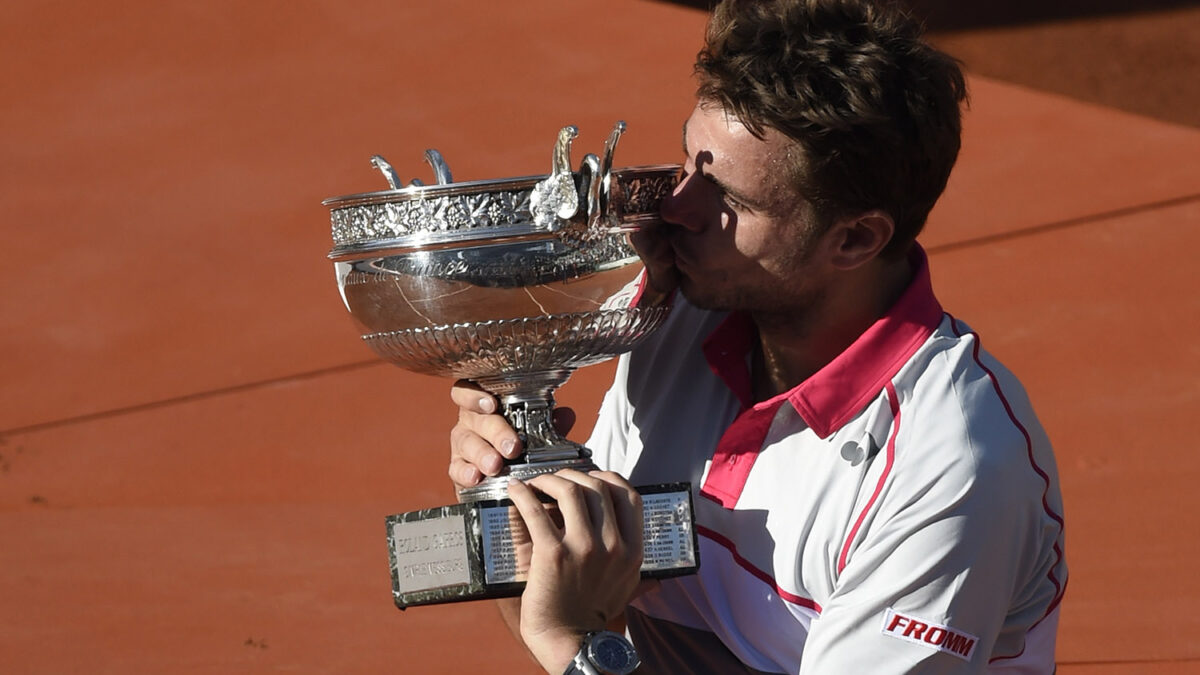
327,122,678,501
326,123,697,608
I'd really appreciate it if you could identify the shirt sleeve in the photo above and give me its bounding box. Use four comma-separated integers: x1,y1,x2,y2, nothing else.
799,413,1064,674
584,351,633,474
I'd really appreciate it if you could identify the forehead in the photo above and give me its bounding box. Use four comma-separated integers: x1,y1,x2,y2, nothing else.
684,102,795,192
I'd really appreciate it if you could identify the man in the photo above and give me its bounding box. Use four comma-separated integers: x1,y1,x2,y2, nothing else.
450,0,1067,672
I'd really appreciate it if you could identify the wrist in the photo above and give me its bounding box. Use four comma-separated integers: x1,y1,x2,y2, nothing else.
524,627,587,674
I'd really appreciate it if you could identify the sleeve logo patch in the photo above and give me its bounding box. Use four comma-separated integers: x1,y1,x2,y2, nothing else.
881,608,979,661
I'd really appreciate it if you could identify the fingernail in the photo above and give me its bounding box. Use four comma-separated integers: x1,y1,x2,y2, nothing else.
479,397,496,414
500,438,517,458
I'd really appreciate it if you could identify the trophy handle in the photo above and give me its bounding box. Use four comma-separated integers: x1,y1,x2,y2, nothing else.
369,150,453,189
423,149,453,185
577,120,627,236
530,126,582,229
369,155,403,190
598,120,626,222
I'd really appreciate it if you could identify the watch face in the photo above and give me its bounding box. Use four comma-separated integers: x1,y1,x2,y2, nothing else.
589,633,638,673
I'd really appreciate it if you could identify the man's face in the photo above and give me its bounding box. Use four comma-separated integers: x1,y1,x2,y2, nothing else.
658,102,829,315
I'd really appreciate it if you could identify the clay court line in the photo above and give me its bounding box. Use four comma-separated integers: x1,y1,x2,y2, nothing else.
1,358,387,437
927,192,1200,255
8,192,1198,439
1060,657,1200,666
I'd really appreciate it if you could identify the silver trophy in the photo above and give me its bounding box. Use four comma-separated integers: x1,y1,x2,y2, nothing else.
326,122,698,608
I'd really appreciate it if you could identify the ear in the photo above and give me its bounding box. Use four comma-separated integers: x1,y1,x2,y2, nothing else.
825,210,894,270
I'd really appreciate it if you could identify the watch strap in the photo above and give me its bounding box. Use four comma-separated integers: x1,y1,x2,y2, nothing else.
563,650,600,675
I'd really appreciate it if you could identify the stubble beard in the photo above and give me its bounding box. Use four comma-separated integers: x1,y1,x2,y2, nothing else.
671,187,828,315
675,224,827,337
675,262,825,330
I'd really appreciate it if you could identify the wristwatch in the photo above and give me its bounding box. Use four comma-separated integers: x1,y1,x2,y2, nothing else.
562,630,640,675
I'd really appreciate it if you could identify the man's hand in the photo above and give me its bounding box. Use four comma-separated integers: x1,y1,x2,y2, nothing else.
448,380,577,491
628,222,679,306
448,380,521,490
507,470,644,674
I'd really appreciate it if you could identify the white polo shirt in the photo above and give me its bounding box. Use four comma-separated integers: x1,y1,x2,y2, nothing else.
588,249,1067,674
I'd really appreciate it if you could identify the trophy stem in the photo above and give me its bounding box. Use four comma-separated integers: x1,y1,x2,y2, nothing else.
457,369,598,503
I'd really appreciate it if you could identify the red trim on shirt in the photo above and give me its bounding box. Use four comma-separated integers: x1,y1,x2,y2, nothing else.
696,247,942,509
948,316,1067,662
699,401,782,508
629,270,650,308
697,524,823,613
790,247,942,439
699,312,789,508
837,382,900,574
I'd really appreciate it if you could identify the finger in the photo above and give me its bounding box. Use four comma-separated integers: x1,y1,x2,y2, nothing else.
450,379,498,415
627,222,668,256
551,469,612,535
524,473,600,547
628,228,679,298
457,407,522,459
448,456,484,488
450,424,507,478
628,223,677,264
507,479,563,546
589,471,643,554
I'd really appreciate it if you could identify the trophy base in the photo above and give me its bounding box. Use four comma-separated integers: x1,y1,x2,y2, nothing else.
386,483,699,609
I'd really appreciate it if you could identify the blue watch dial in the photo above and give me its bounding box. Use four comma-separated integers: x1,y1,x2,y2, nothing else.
589,632,638,672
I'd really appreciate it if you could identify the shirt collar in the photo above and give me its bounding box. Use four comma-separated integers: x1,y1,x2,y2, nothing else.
701,246,943,438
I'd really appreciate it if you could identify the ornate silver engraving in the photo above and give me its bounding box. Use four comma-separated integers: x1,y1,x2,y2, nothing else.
362,307,669,379
329,189,536,245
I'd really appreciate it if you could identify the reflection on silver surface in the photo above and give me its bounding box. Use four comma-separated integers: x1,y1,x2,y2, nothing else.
327,122,679,502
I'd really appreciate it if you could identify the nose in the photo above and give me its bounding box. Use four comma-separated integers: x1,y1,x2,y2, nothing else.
659,170,706,233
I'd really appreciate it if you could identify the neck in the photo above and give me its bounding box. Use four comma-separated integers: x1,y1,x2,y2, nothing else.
750,255,913,401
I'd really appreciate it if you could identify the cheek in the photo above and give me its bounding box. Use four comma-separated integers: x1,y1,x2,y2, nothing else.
729,219,778,258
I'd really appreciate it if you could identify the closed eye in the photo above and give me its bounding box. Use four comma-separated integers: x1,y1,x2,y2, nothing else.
721,192,749,211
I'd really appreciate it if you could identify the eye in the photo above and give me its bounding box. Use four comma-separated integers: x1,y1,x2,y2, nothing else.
722,192,748,211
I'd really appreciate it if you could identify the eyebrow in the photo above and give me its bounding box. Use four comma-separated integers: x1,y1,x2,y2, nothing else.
682,121,769,211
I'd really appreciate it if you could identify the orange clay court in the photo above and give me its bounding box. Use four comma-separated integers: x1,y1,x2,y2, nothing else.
1,1,1198,672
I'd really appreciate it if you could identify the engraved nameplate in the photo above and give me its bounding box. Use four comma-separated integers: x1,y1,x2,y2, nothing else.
641,489,697,572
386,483,699,609
480,504,526,585
390,513,472,595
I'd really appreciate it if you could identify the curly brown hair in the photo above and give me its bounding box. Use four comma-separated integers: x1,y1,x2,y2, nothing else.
695,0,967,256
